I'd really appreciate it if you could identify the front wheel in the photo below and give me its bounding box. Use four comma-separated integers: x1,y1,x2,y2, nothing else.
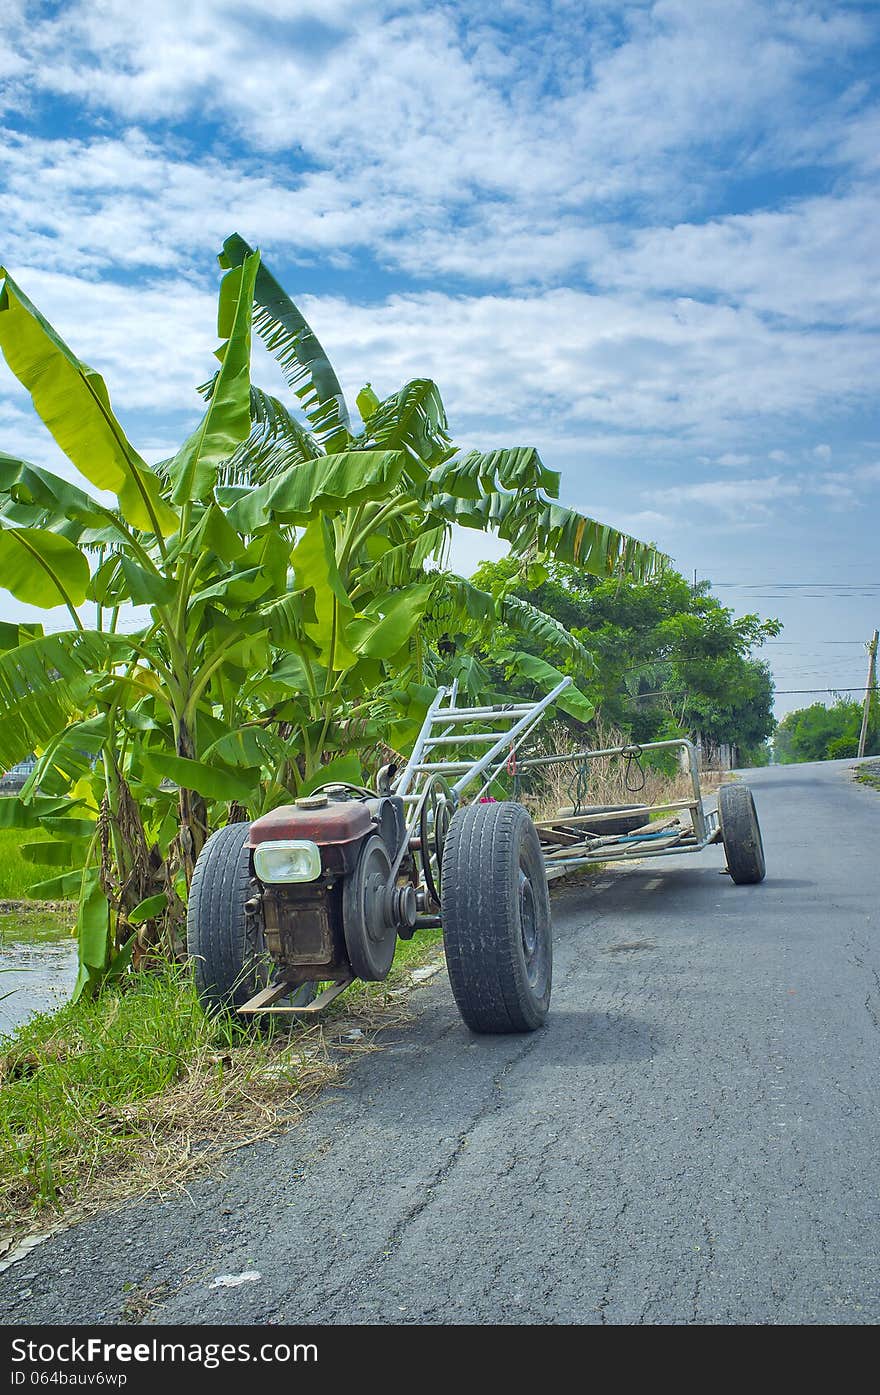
440,801,552,1034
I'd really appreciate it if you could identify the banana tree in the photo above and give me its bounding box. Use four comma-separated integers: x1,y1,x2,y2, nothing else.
209,234,664,755
0,235,664,998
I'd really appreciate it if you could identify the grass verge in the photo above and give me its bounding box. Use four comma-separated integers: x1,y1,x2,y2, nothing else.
854,760,880,792
0,928,444,1255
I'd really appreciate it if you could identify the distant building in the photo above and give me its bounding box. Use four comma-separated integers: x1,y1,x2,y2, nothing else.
0,756,37,791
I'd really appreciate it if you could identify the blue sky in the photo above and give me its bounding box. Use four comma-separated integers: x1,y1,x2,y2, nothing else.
1,0,879,718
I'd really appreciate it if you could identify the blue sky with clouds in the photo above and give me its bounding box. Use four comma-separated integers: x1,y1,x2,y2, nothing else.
1,0,879,717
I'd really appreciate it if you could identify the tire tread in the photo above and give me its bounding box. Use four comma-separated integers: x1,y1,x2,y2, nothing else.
441,801,551,1034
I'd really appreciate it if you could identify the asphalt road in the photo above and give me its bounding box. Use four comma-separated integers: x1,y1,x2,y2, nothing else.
3,759,879,1326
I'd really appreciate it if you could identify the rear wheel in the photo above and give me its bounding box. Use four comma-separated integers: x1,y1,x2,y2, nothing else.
719,783,766,885
187,823,317,1012
441,801,552,1034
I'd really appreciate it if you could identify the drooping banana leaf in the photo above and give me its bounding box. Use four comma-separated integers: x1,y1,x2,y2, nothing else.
168,250,260,505
502,651,596,722
290,515,357,670
225,449,405,533
437,574,595,672
0,454,110,536
358,379,454,476
430,446,561,501
27,868,89,900
0,795,82,829
429,489,665,583
205,385,323,488
20,713,110,800
299,752,363,796
140,751,257,803
221,233,351,452
0,271,177,536
0,630,125,768
72,866,112,1002
0,526,90,610
353,523,448,594
200,724,289,771
345,583,434,661
19,837,91,866
183,502,247,564
0,620,43,651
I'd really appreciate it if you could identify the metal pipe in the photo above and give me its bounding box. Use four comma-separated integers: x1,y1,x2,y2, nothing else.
423,731,513,746
535,799,700,827
449,678,572,799
543,839,710,871
517,737,698,769
394,685,449,798
422,703,536,723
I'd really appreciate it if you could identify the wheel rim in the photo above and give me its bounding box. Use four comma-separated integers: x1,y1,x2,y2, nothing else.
518,864,547,990
420,774,454,906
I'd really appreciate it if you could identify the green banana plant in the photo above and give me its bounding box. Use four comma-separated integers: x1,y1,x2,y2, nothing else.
0,235,665,1000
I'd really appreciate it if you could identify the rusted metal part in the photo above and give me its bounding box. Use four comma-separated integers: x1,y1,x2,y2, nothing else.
261,883,348,980
238,978,353,1016
249,800,372,876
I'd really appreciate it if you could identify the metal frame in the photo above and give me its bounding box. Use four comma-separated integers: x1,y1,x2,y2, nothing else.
392,675,574,879
397,699,722,886
238,689,724,1016
521,737,722,878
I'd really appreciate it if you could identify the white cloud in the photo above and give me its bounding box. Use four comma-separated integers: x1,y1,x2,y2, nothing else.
590,189,880,326
716,452,752,467
0,267,219,448
294,285,880,442
2,1,876,235
649,475,802,520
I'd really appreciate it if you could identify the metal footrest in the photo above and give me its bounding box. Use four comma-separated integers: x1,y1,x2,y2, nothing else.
238,978,352,1016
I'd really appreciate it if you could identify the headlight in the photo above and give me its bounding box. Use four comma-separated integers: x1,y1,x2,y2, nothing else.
253,840,322,884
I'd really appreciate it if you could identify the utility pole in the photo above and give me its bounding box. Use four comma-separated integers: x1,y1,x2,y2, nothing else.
857,628,878,758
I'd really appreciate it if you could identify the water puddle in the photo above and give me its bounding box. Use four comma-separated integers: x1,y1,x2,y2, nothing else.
0,926,77,1040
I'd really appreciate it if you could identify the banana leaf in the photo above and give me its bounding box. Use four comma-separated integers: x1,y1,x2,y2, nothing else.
168,251,260,504
0,271,177,536
221,233,351,452
0,526,90,609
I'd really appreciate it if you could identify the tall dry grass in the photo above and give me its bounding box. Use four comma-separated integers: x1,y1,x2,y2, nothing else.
513,720,721,822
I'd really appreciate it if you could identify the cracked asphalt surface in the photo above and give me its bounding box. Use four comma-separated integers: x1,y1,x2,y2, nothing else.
3,759,879,1325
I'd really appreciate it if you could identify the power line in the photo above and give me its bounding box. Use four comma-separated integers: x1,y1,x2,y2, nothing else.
714,582,880,589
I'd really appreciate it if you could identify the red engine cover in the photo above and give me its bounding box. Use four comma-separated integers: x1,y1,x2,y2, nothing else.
249,801,373,876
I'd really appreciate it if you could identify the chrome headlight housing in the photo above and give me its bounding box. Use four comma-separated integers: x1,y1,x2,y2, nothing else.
253,839,322,884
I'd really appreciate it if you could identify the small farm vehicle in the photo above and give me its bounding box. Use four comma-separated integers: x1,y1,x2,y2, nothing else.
188,677,765,1034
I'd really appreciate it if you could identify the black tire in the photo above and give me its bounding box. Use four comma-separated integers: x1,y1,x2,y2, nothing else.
187,823,317,1012
719,783,766,885
440,801,552,1034
554,802,651,835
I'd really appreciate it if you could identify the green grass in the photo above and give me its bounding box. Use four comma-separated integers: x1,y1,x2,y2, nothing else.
0,926,445,1239
0,826,76,902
